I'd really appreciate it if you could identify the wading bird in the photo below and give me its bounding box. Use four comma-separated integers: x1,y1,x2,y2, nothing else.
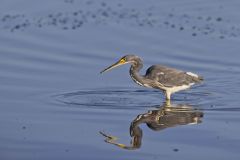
100,55,203,100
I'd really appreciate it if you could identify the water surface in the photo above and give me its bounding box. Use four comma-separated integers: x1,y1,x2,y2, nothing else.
1,0,240,159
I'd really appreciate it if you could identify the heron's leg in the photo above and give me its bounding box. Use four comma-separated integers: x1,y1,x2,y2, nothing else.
165,91,171,100
165,99,171,106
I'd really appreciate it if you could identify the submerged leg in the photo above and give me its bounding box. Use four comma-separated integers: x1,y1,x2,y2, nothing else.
165,99,171,106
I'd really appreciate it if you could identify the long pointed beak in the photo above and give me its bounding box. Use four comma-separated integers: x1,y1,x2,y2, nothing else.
100,59,126,74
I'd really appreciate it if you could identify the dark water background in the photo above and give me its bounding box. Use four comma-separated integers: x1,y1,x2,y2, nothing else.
1,0,240,159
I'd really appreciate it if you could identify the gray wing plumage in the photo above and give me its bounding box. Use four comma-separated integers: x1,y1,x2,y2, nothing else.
145,65,203,87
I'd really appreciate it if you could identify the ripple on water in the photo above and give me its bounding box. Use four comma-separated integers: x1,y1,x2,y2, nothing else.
53,87,216,110
53,86,240,113
54,88,162,110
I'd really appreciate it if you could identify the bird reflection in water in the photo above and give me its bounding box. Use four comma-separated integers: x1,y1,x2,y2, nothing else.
100,102,203,150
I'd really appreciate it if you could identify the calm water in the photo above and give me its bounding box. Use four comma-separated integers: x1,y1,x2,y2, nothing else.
1,0,240,159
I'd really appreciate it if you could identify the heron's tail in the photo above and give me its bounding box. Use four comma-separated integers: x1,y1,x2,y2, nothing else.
194,75,204,83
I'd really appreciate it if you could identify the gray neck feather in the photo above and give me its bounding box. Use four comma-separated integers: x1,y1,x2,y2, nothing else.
129,59,145,85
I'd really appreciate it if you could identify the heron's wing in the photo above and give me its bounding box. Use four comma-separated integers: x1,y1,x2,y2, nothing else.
145,65,203,87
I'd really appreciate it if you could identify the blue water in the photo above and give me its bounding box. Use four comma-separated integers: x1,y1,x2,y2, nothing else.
1,0,240,159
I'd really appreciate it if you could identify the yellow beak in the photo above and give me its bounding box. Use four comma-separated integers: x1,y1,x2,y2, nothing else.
100,58,126,74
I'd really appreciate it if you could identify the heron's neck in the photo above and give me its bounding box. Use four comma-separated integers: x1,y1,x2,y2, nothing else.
129,61,145,86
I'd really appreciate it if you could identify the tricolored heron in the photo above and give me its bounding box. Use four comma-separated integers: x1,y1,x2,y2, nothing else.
100,55,203,100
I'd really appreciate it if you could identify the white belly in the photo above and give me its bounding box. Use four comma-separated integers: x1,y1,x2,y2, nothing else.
166,83,194,94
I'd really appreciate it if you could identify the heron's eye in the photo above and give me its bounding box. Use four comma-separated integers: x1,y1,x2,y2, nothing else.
119,58,126,64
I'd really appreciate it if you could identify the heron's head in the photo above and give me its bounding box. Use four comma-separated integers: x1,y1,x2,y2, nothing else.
100,55,141,74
